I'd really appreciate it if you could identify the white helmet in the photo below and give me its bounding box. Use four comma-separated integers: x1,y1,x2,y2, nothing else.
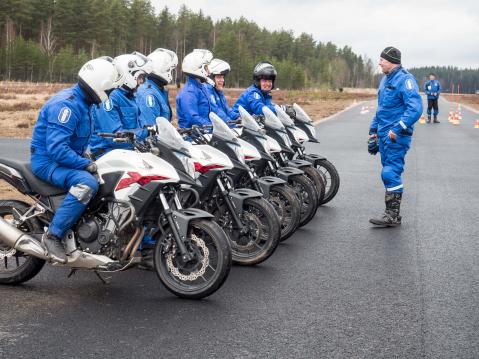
209,58,231,77
182,49,213,81
147,48,178,84
78,56,123,104
113,52,153,90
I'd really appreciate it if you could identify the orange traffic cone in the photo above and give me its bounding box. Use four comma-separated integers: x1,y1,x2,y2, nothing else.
453,112,460,125
448,111,454,123
360,106,370,115
474,120,479,129
419,115,426,124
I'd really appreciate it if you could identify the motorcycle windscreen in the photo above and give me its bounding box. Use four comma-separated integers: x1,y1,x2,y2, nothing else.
262,106,285,131
292,103,313,124
238,105,262,132
274,105,295,127
155,117,189,152
210,112,238,142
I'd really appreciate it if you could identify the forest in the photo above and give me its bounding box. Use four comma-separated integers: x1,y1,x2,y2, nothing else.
0,0,375,89
1,1,477,92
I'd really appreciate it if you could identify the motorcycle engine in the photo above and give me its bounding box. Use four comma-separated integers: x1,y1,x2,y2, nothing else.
76,202,129,259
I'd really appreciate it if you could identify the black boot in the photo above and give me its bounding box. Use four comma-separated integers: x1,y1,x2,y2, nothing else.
138,248,154,271
427,115,431,123
42,231,67,263
369,192,402,227
433,115,440,123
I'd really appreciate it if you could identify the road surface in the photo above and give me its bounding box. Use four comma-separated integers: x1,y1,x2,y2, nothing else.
0,97,478,358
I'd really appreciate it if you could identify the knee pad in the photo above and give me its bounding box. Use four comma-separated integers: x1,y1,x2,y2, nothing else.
69,174,98,205
69,184,96,205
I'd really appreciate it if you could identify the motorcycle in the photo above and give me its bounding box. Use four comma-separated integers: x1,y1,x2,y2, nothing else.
188,113,301,242
0,141,232,299
287,103,341,205
149,117,281,266
255,106,319,227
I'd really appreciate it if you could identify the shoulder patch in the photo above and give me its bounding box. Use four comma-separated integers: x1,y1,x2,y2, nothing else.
253,92,261,100
58,107,71,124
103,99,113,112
146,95,155,108
210,94,216,104
405,79,414,90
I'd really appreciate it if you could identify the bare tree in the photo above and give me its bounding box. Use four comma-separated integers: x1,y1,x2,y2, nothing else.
4,17,15,80
40,16,57,82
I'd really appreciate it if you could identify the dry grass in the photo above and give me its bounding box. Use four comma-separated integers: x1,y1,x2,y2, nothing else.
0,81,376,138
0,81,64,138
443,94,479,112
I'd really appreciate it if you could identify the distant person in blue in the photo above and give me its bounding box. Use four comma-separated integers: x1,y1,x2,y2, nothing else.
176,49,213,128
30,57,122,262
233,61,277,116
204,58,239,124
136,48,178,125
368,47,423,227
89,52,152,158
424,73,441,123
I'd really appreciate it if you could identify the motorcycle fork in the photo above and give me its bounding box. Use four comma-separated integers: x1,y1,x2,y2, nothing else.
216,175,245,231
158,192,191,261
246,168,263,193
296,147,307,159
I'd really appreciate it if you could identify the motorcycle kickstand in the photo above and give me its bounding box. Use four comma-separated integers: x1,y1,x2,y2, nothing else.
94,270,111,285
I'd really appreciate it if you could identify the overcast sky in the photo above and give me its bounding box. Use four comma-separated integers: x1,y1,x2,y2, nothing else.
151,0,479,69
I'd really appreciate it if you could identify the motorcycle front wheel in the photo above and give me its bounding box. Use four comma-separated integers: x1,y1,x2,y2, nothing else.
154,219,232,299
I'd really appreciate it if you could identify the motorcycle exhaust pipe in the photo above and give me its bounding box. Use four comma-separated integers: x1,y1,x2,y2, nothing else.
0,216,49,260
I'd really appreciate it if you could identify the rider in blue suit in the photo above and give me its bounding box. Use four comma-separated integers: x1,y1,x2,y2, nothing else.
368,47,422,227
30,57,121,262
176,49,213,129
233,61,277,116
90,52,151,157
136,48,178,126
204,58,239,124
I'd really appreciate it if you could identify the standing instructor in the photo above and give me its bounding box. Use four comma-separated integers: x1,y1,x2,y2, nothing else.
368,47,423,227
424,73,441,123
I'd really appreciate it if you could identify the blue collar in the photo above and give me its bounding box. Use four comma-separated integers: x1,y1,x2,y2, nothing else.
386,66,402,78
187,76,203,88
72,84,87,101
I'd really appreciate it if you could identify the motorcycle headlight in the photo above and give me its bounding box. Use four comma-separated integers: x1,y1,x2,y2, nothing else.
305,123,316,139
280,132,292,148
292,130,303,144
257,136,271,154
178,154,195,178
232,144,245,164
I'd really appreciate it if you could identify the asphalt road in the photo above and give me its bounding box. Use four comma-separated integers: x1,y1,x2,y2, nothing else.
0,98,478,359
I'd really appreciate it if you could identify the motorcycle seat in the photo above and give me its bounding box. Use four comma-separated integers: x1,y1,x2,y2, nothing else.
0,157,66,196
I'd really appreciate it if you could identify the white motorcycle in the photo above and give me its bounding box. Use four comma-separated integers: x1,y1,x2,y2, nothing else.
0,140,232,299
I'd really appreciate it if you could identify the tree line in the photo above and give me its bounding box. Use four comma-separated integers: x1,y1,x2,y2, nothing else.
408,66,479,94
0,0,376,89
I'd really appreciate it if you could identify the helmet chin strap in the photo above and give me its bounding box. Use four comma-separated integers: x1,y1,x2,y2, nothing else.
121,85,136,98
78,78,101,106
148,74,168,88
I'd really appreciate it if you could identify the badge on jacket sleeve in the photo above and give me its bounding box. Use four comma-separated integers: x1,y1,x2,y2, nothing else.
58,107,71,124
103,99,113,112
254,92,260,100
405,79,414,90
210,94,216,104
146,95,155,107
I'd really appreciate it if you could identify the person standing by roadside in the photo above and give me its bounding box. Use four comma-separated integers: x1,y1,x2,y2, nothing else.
424,73,441,123
368,47,423,227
